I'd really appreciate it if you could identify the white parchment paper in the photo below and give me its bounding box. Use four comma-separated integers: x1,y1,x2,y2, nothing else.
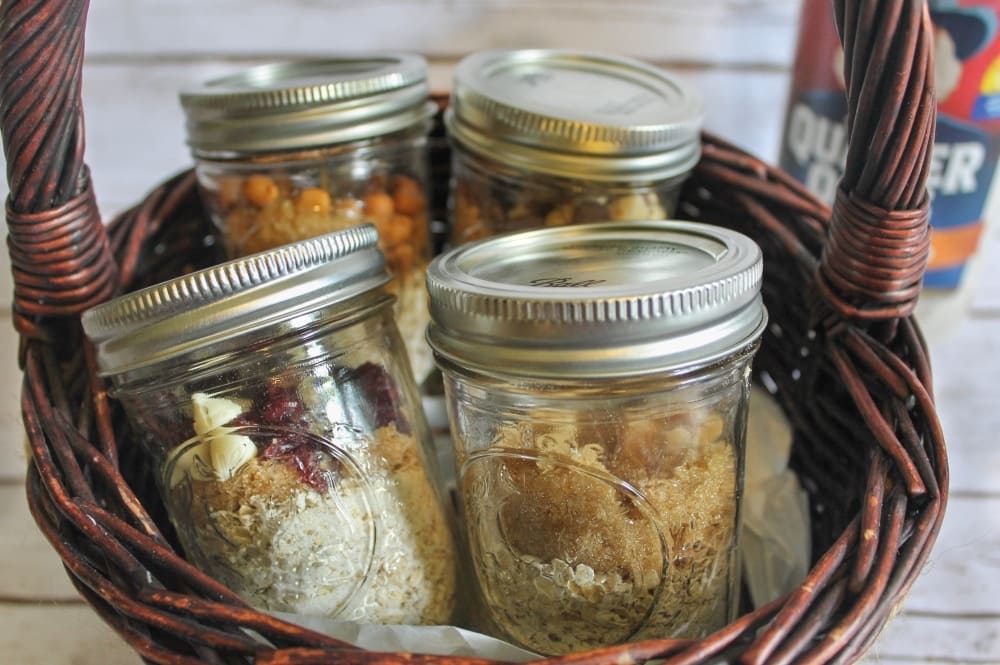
742,385,811,608
271,612,539,661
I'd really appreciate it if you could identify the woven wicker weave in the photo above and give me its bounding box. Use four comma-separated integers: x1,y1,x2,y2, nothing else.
1,1,947,663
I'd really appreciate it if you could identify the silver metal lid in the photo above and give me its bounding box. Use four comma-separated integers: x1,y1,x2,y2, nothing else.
180,55,435,155
83,225,391,376
426,220,766,378
446,49,704,182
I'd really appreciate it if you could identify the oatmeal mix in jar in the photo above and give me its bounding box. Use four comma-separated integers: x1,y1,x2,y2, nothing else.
82,226,457,624
426,221,766,654
445,49,703,246
180,55,437,382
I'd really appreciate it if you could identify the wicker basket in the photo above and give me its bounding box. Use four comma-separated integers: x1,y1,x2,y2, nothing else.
1,0,947,663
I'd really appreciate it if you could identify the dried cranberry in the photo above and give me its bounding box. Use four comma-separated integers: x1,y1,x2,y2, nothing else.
258,434,303,461
256,383,309,428
298,446,344,492
227,413,255,428
255,431,343,492
354,361,410,434
219,382,339,491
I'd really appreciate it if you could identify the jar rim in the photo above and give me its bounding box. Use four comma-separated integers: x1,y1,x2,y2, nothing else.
426,220,767,378
83,225,391,376
180,55,434,154
446,49,703,181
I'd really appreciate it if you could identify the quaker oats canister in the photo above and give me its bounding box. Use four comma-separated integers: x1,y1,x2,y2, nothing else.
426,220,766,654
82,226,457,625
779,0,1000,337
445,49,704,246
180,55,438,382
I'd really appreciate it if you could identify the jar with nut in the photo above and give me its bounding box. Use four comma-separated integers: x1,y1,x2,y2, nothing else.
445,49,704,246
82,227,458,625
180,56,437,383
426,221,766,654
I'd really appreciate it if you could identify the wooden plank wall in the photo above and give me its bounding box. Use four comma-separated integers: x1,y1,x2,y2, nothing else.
1,2,998,663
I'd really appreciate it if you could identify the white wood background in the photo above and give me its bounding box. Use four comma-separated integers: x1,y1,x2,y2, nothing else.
1,1,998,663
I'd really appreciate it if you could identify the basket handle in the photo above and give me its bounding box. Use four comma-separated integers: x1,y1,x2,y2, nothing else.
816,0,935,322
0,0,117,341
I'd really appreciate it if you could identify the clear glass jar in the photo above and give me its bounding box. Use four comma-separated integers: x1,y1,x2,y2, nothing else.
426,221,767,654
445,49,704,246
181,56,437,383
82,226,457,625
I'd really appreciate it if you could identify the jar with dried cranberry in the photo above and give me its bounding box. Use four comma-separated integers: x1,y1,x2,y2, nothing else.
82,226,458,625
180,55,437,383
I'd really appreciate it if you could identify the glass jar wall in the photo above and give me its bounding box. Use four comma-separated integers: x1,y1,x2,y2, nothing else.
445,49,703,247
440,345,757,653
83,227,458,624
449,142,687,244
426,220,766,654
181,56,438,383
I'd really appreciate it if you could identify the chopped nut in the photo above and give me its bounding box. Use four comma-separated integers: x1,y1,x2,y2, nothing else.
192,392,244,435
607,192,667,221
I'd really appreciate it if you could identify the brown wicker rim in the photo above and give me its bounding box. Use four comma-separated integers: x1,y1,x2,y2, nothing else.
1,1,947,664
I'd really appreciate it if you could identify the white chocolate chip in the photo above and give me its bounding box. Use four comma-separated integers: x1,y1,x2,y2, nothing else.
192,392,245,435
180,392,257,482
207,431,258,481
166,441,214,488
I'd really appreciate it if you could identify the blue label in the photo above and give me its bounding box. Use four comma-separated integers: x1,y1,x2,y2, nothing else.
780,94,996,289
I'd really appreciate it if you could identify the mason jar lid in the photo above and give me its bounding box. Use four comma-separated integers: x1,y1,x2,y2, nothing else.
426,220,766,378
83,225,391,376
180,55,436,155
445,49,704,182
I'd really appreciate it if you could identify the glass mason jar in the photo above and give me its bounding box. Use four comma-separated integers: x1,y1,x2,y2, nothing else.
426,221,767,654
180,55,437,383
445,49,704,246
82,226,457,625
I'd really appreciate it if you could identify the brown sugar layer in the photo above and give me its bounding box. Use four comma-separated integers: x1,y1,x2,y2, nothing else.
460,416,737,654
